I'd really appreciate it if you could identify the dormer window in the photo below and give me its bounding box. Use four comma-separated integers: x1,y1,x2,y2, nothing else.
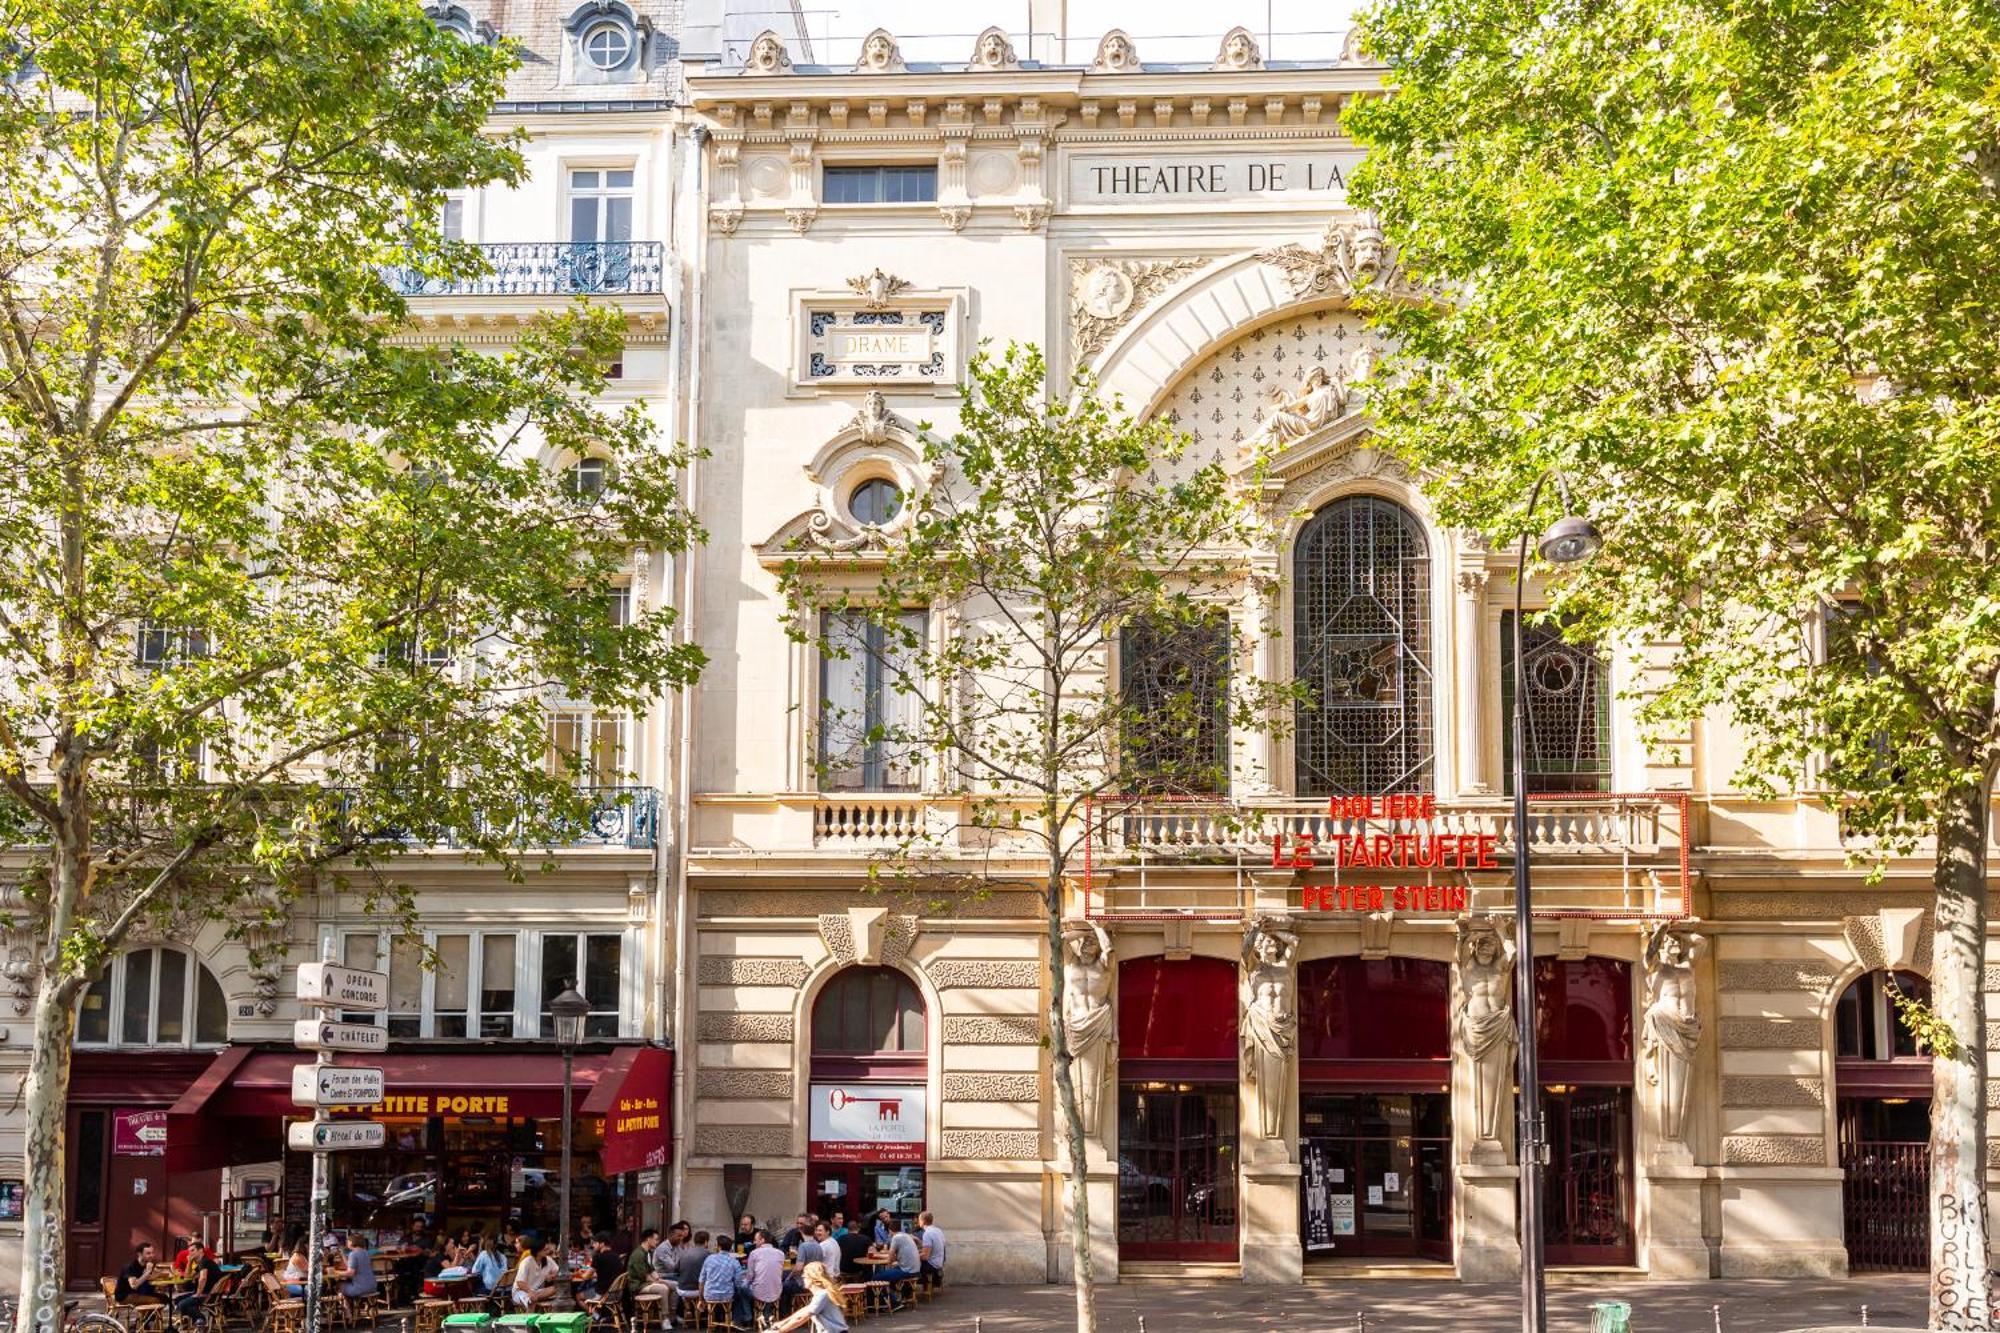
563,1,646,83
581,18,632,70
423,1,488,43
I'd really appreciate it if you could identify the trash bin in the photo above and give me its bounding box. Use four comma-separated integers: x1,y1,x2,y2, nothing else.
441,1317,493,1332
1591,1300,1632,1333
538,1313,590,1333
495,1315,541,1333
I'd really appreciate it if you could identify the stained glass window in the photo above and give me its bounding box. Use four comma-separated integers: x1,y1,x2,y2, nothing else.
1500,612,1612,794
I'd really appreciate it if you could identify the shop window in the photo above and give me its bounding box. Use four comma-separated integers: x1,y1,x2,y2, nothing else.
818,609,926,792
1120,611,1231,794
1500,612,1612,794
811,966,924,1055
1836,970,1930,1061
823,165,938,205
539,932,622,1039
75,947,226,1048
1293,497,1434,797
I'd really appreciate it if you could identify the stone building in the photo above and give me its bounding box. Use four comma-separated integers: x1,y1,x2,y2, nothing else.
666,18,1996,1287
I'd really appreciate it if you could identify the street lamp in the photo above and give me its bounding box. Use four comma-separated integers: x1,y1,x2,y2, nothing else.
1511,478,1602,1333
551,980,591,1312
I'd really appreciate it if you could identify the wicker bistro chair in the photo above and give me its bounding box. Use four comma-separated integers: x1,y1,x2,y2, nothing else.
835,1284,868,1325
627,1284,665,1333
697,1300,744,1333
580,1272,626,1332
256,1274,304,1333
411,1297,451,1333
102,1277,169,1333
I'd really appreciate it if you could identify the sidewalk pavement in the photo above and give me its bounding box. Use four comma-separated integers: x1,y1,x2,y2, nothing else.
890,1275,1933,1331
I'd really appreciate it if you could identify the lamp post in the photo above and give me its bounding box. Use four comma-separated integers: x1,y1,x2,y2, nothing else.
1510,479,1602,1333
551,980,591,1312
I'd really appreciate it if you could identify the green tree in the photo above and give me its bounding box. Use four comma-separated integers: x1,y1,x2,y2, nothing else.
779,345,1291,1333
0,0,701,1322
1347,0,2000,1321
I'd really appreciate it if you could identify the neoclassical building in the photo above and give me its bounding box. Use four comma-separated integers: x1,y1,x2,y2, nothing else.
669,20,1998,1287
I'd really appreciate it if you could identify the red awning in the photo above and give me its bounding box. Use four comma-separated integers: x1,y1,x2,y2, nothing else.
587,1045,672,1175
166,1045,673,1177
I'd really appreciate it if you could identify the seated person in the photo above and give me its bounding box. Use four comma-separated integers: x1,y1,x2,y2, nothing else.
584,1234,622,1301
742,1231,783,1317
811,1225,840,1280
874,1226,922,1312
696,1233,752,1330
114,1242,164,1308
341,1238,378,1302
764,1263,848,1333
179,1241,226,1326
512,1240,559,1310
469,1237,505,1295
917,1212,946,1288
280,1246,309,1298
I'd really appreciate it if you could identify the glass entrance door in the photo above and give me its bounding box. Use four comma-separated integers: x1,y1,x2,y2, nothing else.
1299,1093,1450,1262
1117,1083,1238,1261
1542,1086,1634,1265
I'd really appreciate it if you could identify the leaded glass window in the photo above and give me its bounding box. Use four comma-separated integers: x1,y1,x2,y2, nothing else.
1120,611,1231,794
1501,612,1612,794
1293,497,1433,796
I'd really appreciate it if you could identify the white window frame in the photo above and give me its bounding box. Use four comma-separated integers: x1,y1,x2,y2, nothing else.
564,165,637,245
75,946,226,1049
318,925,638,1039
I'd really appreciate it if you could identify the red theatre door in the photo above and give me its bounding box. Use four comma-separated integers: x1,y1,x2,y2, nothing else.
1296,957,1453,1263
1536,957,1636,1266
1117,956,1239,1263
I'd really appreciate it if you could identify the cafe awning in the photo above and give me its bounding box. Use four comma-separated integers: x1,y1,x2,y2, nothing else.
167,1044,673,1176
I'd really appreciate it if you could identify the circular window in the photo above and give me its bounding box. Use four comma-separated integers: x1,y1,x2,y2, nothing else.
581,20,632,70
848,477,904,526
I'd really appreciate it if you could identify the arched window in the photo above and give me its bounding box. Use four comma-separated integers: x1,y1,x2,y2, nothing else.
811,966,924,1057
76,947,227,1047
1293,497,1433,796
564,456,616,505
1836,970,1930,1061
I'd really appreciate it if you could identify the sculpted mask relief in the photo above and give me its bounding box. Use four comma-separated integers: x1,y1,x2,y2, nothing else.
1214,26,1263,70
853,28,906,73
968,26,1019,70
744,29,792,74
1092,29,1142,72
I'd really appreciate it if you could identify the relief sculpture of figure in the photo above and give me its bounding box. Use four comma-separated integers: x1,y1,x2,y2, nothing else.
1240,917,1299,1140
1644,926,1702,1142
1246,366,1347,453
1457,918,1518,1145
1061,921,1114,1136
1298,365,1348,429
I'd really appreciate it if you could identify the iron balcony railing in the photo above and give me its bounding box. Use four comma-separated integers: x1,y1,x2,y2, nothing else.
387,241,666,298
337,784,660,850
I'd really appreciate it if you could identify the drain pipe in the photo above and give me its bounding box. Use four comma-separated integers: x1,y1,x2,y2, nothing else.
650,115,684,1054
666,119,709,1225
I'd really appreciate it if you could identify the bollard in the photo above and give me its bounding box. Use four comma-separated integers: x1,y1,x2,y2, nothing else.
1138,1320,1145,1333
1713,1303,1722,1333
1860,1307,1868,1328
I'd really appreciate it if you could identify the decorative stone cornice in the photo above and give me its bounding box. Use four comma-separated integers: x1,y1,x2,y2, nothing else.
691,1125,792,1157
1721,1076,1825,1109
942,1072,1039,1102
927,959,1039,989
696,957,812,988
697,1068,795,1100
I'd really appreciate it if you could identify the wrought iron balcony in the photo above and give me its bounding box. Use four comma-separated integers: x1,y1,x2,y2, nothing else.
337,784,659,851
387,241,666,299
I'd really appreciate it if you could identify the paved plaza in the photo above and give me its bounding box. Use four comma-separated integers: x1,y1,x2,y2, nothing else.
890,1275,1932,1332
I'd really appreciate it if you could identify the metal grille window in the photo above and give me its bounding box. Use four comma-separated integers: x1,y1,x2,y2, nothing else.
1120,611,1231,794
1292,497,1433,796
1500,612,1612,794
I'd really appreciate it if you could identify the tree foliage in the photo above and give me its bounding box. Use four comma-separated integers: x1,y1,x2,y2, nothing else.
1348,0,2000,1321
0,0,700,1320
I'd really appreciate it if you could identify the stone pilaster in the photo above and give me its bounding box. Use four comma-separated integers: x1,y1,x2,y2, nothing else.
1454,567,1490,794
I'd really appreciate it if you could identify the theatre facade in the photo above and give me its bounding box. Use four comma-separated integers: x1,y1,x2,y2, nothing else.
672,24,2000,1286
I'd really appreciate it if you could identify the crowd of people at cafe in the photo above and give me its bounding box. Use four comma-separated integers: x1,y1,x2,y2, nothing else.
110,1208,947,1333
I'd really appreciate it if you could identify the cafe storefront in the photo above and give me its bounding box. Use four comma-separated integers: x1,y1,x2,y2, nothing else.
166,1044,671,1248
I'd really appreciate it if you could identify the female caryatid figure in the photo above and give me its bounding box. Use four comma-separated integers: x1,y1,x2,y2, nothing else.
1644,926,1702,1143
1240,918,1299,1140
1457,919,1518,1144
1061,922,1115,1136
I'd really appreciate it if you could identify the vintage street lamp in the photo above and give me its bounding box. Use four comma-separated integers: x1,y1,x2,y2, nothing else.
1512,480,1602,1333
551,981,591,1311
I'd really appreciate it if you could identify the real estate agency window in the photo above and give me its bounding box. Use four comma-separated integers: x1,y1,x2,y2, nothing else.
819,608,926,792
539,932,622,1038
568,167,633,244
822,164,938,205
1500,612,1612,794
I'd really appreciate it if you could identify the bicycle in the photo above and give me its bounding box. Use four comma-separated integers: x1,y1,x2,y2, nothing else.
0,1295,127,1333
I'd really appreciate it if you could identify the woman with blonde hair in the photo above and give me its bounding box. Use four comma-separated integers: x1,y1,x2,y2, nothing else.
764,1261,846,1333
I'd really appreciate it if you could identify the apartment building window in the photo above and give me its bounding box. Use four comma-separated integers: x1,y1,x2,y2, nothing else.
565,457,616,505
538,932,622,1039
479,934,517,1038
568,168,633,243
1120,611,1232,794
823,165,938,205
549,708,629,785
818,609,926,792
340,932,423,1034
441,193,467,241
75,948,226,1048
136,622,207,667
1500,612,1612,794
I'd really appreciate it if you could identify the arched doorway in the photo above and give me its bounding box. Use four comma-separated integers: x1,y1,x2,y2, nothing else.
1117,956,1239,1262
1536,957,1636,1265
806,966,927,1231
1292,496,1434,798
1836,969,1931,1271
1296,957,1452,1263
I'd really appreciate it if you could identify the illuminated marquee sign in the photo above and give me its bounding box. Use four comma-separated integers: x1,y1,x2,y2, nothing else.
1275,794,1497,915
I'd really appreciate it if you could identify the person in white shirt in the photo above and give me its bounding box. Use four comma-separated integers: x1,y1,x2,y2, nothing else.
917,1212,946,1287
513,1241,558,1309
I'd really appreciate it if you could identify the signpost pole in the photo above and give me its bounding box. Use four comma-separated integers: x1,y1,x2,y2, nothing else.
305,943,333,1333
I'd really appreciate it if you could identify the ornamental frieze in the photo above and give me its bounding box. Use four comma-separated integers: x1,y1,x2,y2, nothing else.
1068,255,1211,363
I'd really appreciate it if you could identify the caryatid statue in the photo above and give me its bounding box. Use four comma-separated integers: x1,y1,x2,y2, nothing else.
1644,926,1702,1143
1457,917,1518,1145
1240,917,1299,1140
1061,921,1115,1136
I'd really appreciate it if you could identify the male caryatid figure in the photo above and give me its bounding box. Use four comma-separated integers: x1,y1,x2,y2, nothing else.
1240,917,1299,1140
1061,921,1114,1136
1457,918,1518,1146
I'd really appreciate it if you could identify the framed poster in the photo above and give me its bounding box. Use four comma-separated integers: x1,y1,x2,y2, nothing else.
0,1181,22,1222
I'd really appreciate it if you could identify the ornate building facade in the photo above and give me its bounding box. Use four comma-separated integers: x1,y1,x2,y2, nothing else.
669,20,1999,1288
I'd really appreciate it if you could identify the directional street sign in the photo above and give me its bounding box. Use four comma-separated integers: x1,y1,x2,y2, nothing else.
287,1120,387,1152
132,1121,167,1146
292,1017,390,1053
291,1064,386,1108
295,962,389,1011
